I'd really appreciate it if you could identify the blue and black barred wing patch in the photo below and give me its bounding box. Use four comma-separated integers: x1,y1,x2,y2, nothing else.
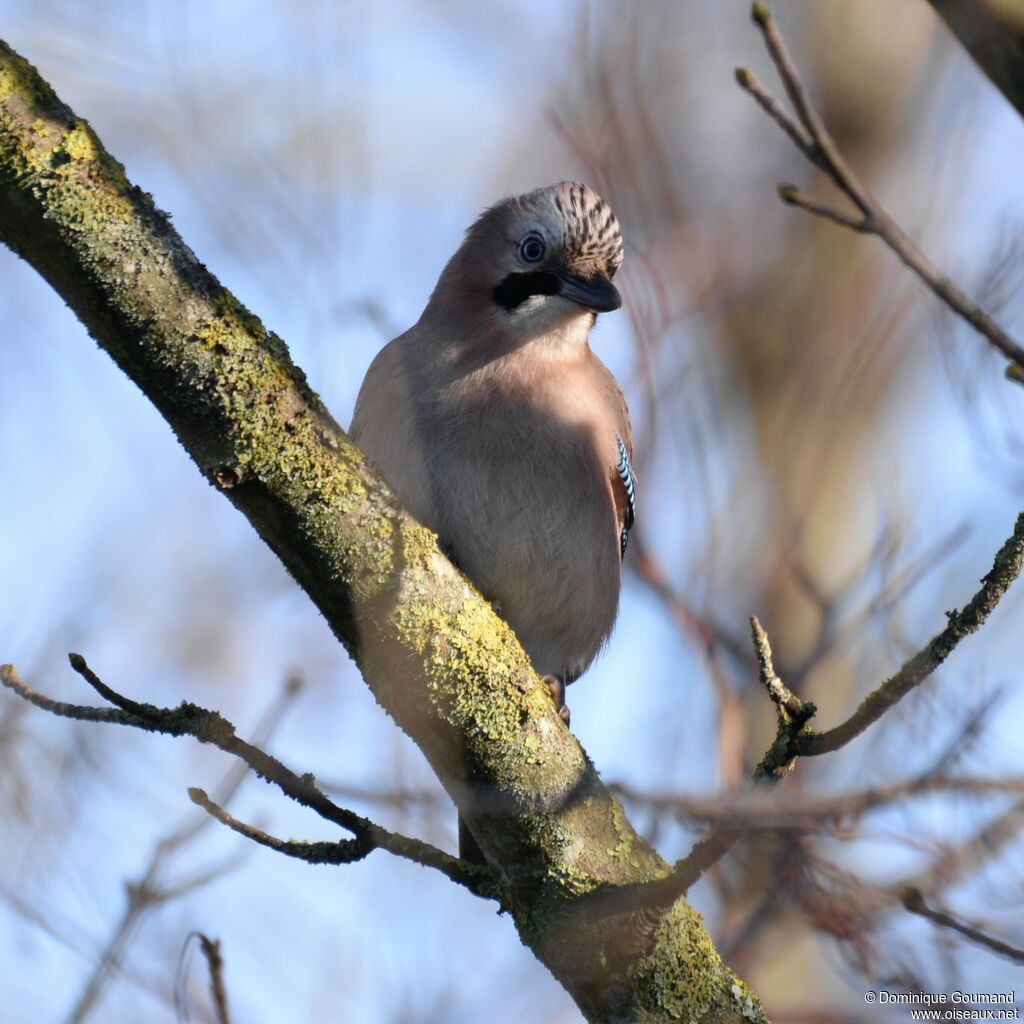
615,433,637,557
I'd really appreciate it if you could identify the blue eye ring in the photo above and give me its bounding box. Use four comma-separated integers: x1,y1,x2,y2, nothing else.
519,234,546,263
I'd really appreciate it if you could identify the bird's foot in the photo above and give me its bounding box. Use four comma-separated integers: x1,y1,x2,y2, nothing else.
441,540,462,571
542,674,570,727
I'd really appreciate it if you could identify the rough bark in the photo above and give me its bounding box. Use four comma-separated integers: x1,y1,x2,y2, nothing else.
0,41,768,1024
929,0,1024,117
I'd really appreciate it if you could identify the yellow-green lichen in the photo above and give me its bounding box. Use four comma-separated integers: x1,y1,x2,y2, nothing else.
605,793,645,868
629,901,730,1023
46,122,135,225
729,980,766,1022
2,38,764,1020
0,44,51,111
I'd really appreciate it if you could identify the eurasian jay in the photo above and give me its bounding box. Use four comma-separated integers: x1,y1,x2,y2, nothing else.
350,180,635,734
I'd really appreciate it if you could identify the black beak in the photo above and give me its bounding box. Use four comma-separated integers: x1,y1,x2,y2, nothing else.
557,273,622,313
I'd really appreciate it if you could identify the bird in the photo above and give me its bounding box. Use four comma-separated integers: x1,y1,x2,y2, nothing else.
349,182,635,852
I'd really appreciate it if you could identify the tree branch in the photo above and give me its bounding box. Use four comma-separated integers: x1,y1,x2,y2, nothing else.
0,659,499,902
187,788,369,867
797,511,1024,756
659,526,1023,888
176,932,232,1024
0,41,767,1022
67,674,300,1024
737,3,1024,383
902,887,1024,967
750,616,817,780
196,934,232,1024
660,619,816,897
614,775,1024,828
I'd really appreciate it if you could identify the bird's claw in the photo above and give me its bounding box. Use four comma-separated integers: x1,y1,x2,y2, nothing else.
542,674,570,728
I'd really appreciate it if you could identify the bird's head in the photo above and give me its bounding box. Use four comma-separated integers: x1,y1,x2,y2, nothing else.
427,182,624,347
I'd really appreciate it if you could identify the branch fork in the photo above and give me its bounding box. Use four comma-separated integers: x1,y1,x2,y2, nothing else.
737,2,1024,382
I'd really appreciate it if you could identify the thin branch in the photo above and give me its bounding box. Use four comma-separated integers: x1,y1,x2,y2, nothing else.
750,2,873,213
188,788,367,866
797,511,1024,756
0,658,500,903
612,775,1024,828
0,663,136,725
894,796,1024,903
782,523,970,686
733,67,818,167
751,617,818,780
0,39,761,1017
902,887,1024,967
68,651,154,717
176,932,231,1024
737,3,1024,380
196,934,231,1024
776,184,871,233
669,618,814,892
752,617,811,724
66,675,301,1024
662,530,1023,889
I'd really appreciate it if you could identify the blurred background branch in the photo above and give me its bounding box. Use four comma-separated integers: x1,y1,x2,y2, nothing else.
3,1,1024,1020
929,0,1024,117
739,2,1024,380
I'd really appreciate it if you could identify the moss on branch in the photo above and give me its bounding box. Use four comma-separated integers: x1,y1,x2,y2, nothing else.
0,40,765,1023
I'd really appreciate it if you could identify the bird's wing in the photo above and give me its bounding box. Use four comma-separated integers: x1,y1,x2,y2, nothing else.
605,376,636,559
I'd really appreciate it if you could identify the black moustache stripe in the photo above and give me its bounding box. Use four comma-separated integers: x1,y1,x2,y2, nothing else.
492,271,561,311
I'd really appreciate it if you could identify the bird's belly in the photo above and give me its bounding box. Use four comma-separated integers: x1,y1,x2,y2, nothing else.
430,423,621,680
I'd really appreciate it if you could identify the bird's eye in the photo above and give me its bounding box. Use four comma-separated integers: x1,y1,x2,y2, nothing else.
519,234,546,263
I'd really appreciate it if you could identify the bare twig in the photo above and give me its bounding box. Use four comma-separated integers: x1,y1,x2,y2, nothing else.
196,934,231,1024
188,788,366,866
669,618,814,892
665,520,1023,888
66,675,301,1024
737,3,1024,381
0,659,500,903
176,932,231,1024
782,523,970,686
612,775,1024,828
797,511,1024,756
901,887,1024,967
894,796,1024,904
751,616,816,781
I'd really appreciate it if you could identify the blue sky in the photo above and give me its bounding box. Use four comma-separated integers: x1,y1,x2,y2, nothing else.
3,2,1024,1021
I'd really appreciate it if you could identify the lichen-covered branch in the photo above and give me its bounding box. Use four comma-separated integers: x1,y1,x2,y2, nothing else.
187,787,376,868
0,660,498,900
749,617,816,780
0,40,767,1022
